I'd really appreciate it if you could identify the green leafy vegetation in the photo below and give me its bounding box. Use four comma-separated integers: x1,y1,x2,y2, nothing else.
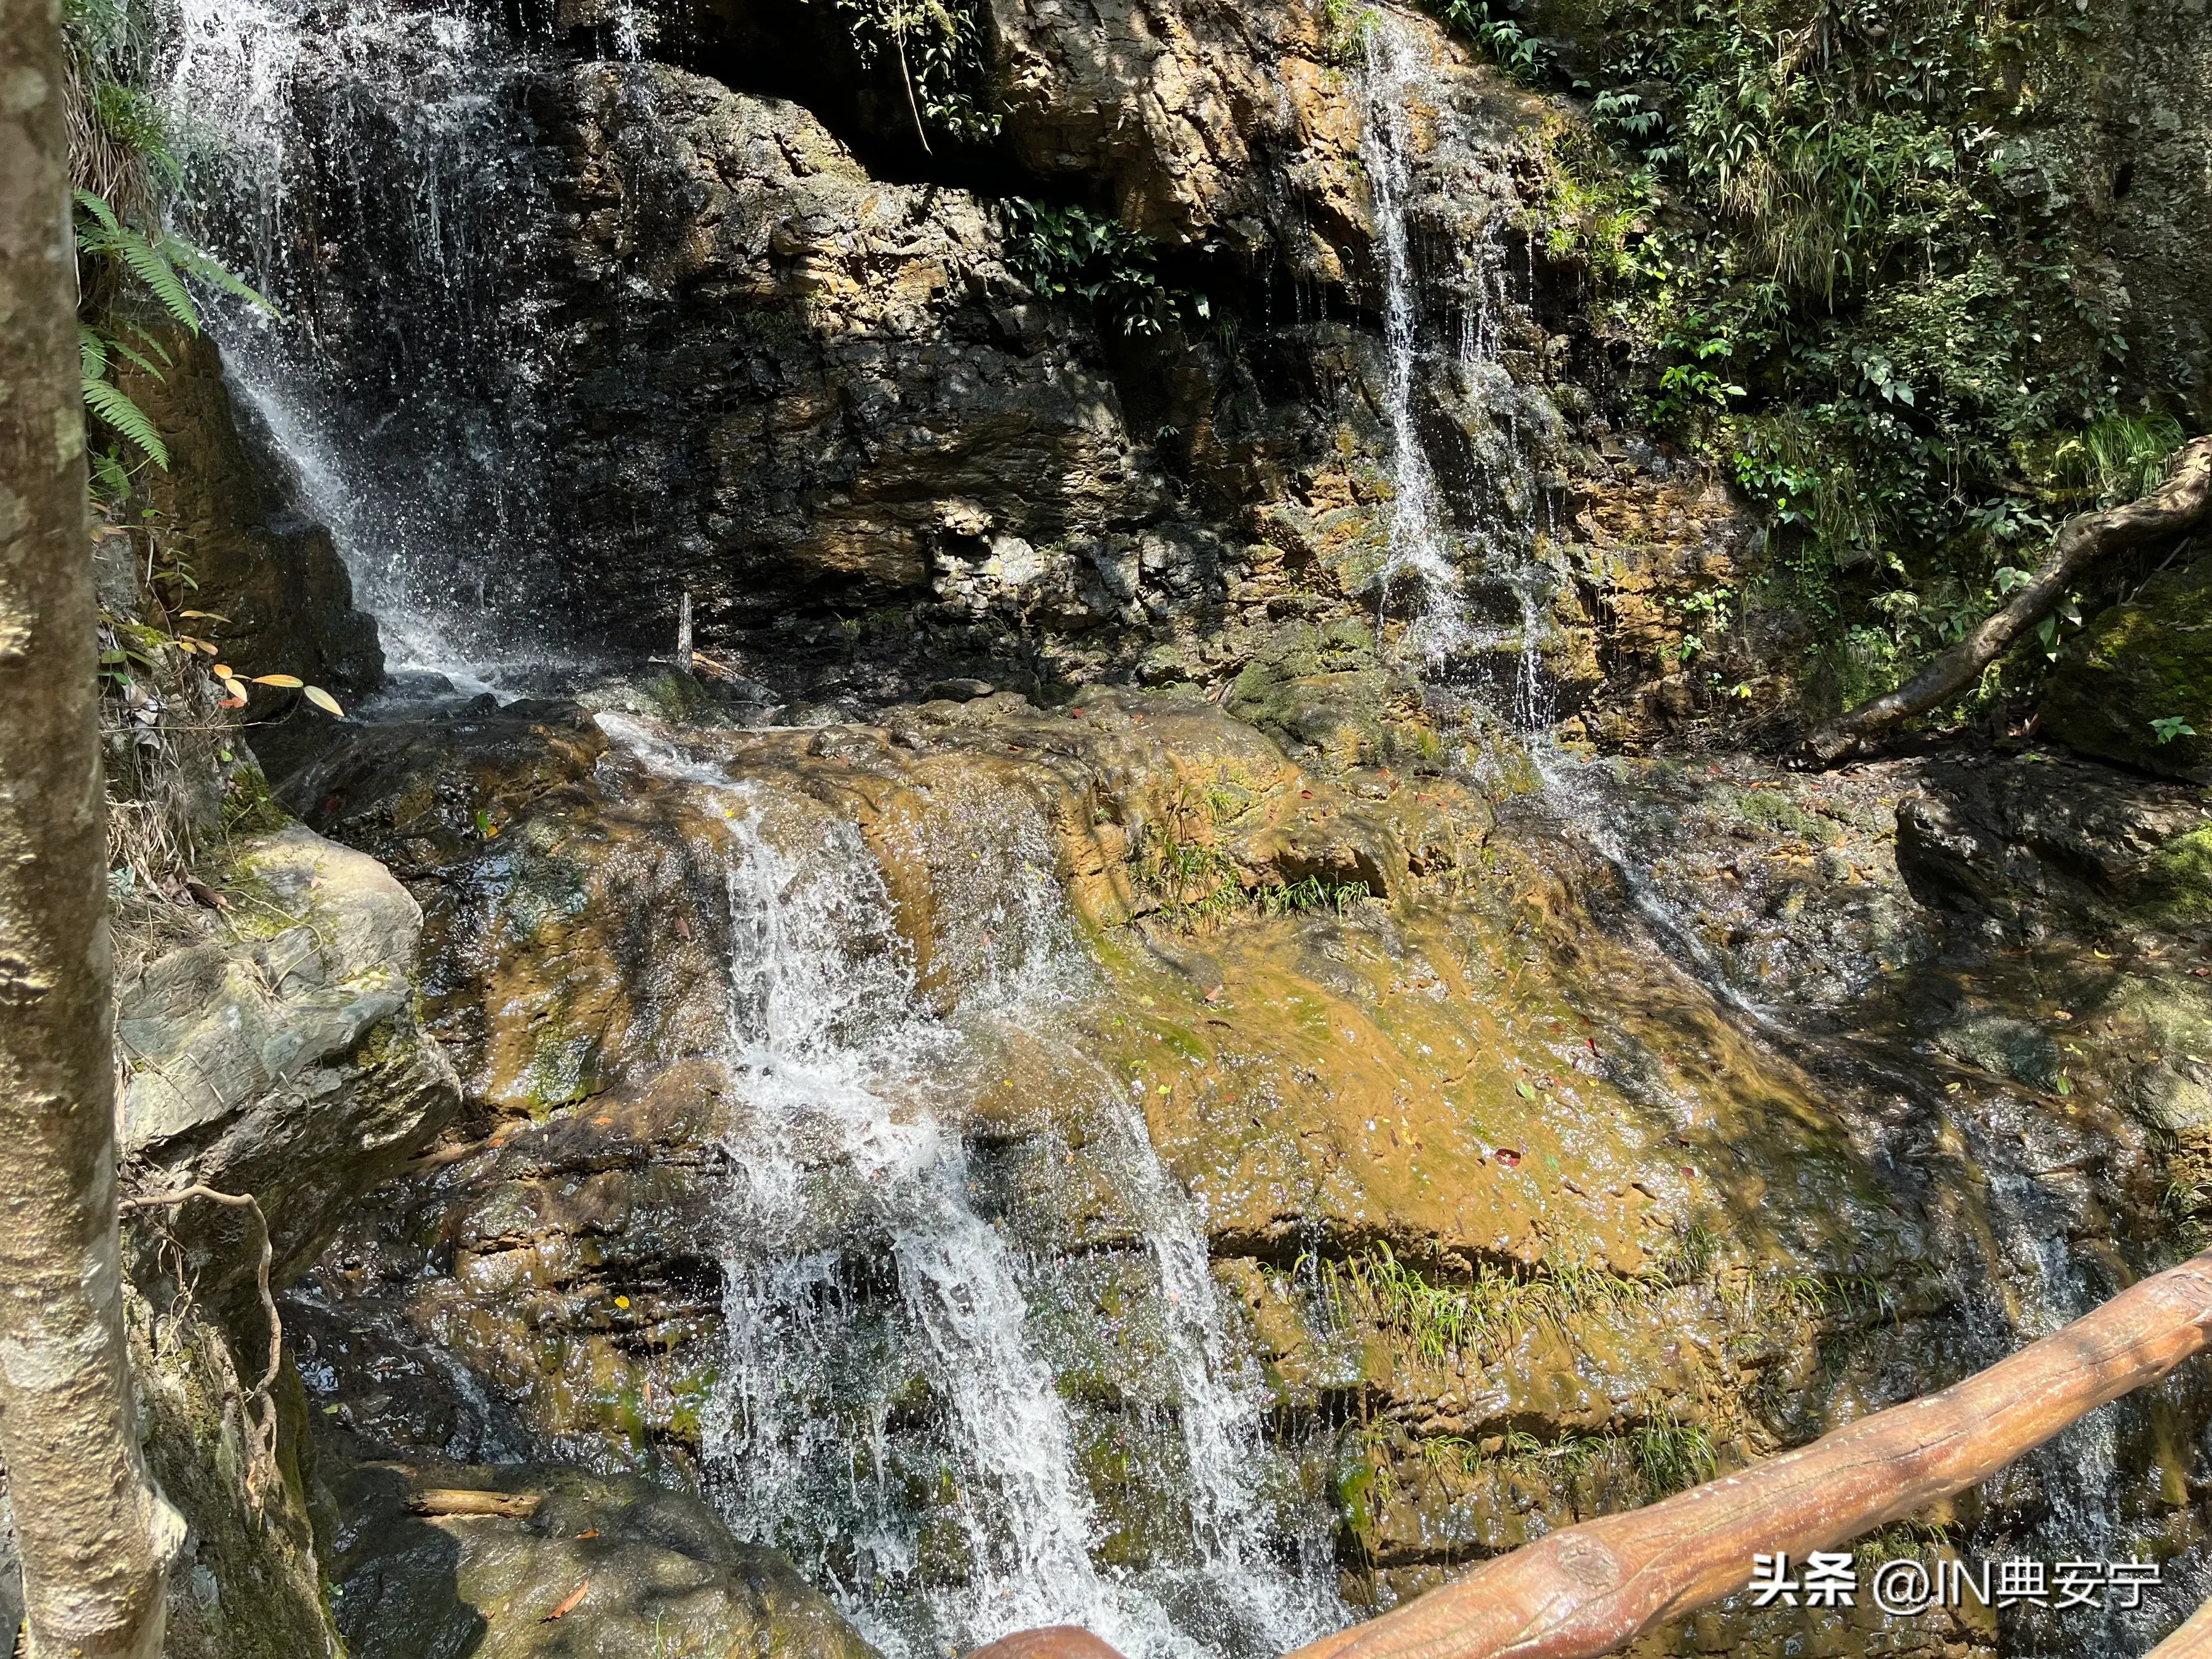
1631,1414,1717,1496
815,0,1000,147
65,0,272,491
1308,1242,1661,1365
1134,834,1370,927
1424,0,1549,80
998,200,1210,337
1521,0,2199,721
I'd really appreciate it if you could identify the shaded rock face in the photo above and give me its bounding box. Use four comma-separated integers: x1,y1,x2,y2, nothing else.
326,1463,879,1658
2044,555,2212,783
110,823,460,1659
176,0,1757,744
262,689,2212,1655
122,332,384,705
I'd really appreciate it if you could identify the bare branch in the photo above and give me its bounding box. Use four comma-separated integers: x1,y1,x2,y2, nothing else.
1802,436,2212,765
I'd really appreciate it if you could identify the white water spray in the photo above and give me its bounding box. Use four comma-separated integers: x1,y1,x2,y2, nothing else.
598,715,1343,1659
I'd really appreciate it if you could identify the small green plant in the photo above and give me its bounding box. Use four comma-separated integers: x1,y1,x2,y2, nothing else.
814,0,1000,148
2152,716,2197,746
74,188,273,490
1307,1243,1657,1366
1425,0,1547,80
998,199,1208,337
1631,1414,1716,1497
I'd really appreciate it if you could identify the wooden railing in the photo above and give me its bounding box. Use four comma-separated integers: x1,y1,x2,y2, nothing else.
971,1249,2212,1659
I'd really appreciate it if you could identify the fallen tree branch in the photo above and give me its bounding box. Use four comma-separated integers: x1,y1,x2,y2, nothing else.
2149,1594,2212,1659
1801,434,2212,765
120,1184,283,1520
409,1490,544,1520
967,1246,2212,1659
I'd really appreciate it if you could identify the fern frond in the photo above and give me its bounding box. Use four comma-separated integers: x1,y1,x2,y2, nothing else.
162,236,278,318
120,320,174,370
73,187,122,233
80,323,111,380
109,227,200,332
90,447,134,502
104,332,168,378
82,376,170,470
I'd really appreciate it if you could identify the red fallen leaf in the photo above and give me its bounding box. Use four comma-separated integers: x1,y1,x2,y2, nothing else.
575,1529,600,1539
183,879,230,911
1300,790,1314,799
1495,1148,1521,1167
543,1581,589,1622
673,916,693,941
1585,1037,1599,1053
1681,1164,1696,1176
1205,985,1225,1004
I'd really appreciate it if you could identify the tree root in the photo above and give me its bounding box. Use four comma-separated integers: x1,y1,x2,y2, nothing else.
1800,435,2212,766
120,1185,284,1520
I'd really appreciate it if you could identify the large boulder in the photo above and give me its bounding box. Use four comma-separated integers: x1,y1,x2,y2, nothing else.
112,823,460,1659
327,1464,879,1659
119,825,461,1286
2042,557,2212,782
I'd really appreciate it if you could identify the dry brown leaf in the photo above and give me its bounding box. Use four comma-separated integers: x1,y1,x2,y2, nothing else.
543,1581,589,1622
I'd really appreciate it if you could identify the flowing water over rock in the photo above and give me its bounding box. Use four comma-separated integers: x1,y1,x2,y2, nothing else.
165,0,570,685
598,716,1344,1658
137,1,2212,1655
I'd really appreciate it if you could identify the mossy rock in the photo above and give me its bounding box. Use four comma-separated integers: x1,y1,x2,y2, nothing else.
327,1462,880,1659
1226,619,1393,769
2042,558,2212,782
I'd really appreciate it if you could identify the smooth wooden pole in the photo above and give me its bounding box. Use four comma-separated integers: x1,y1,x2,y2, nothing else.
968,1249,2212,1659
2146,1596,2212,1659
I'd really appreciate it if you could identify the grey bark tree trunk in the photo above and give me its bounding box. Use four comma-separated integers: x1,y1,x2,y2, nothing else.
0,1,185,1654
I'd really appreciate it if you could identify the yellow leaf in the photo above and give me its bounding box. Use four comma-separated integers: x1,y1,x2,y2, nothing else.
251,673,305,688
213,664,233,677
178,611,231,622
219,675,247,700
613,1295,630,1310
302,685,345,717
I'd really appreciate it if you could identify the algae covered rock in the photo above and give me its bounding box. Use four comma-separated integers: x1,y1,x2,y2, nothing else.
2042,557,2212,782
327,1463,879,1659
118,824,460,1284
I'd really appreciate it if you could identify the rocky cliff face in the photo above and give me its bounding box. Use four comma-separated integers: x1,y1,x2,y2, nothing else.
107,0,2212,1650
198,0,1755,749
250,683,2212,1653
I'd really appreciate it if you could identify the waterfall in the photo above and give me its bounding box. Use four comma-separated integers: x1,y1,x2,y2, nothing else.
1359,21,1469,665
597,715,1345,1659
162,0,571,691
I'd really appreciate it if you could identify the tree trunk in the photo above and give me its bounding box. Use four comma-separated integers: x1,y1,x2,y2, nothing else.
963,1247,2212,1659
1802,434,2212,765
0,1,184,1653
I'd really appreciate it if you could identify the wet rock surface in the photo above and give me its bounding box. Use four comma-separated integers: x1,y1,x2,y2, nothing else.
262,689,2212,1655
327,1462,878,1658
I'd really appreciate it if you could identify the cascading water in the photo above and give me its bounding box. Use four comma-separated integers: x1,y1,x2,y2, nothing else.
162,0,577,689
1347,25,2195,1653
598,716,1344,1659
1359,21,1469,666
1357,18,1564,728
